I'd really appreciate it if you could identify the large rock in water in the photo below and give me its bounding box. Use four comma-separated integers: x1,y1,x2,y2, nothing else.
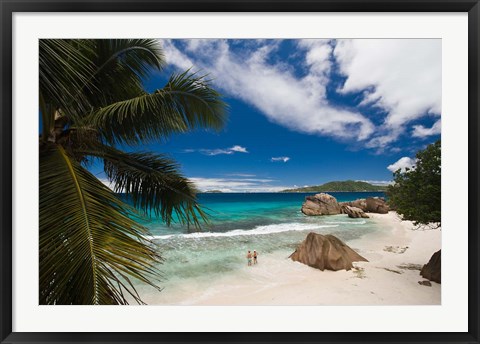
301,193,341,216
365,197,389,214
340,199,368,212
420,250,441,283
343,205,369,218
289,232,368,271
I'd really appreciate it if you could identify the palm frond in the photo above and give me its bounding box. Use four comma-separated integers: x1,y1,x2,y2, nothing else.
81,71,228,145
39,144,162,305
39,39,97,125
40,39,166,127
76,144,207,227
81,39,166,108
94,39,165,79
39,39,228,305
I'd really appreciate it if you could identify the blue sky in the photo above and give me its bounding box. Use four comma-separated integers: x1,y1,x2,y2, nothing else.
96,39,441,192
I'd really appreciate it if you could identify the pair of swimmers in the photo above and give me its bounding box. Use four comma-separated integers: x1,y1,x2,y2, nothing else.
246,250,258,266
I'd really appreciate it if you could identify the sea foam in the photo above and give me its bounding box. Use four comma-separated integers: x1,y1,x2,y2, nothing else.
325,220,367,225
147,222,339,240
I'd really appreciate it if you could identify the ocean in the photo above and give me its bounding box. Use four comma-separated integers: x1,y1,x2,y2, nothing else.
133,192,386,304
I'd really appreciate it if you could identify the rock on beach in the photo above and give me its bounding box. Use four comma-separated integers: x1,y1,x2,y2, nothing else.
289,232,368,271
301,193,342,216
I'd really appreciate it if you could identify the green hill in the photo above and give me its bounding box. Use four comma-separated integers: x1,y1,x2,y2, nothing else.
282,180,387,193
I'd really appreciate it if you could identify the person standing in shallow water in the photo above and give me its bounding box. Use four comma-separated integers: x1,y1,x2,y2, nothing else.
246,250,252,266
253,250,258,264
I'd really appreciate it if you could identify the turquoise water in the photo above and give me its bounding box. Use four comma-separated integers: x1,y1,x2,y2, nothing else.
133,192,385,302
145,192,386,235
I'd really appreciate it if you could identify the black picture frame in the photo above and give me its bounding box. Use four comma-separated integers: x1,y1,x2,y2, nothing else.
1,1,479,343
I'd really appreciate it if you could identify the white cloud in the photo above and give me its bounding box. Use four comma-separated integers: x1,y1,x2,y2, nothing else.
225,173,256,177
161,40,194,70
201,149,233,156
161,39,374,142
390,147,402,153
299,39,332,76
387,157,416,173
190,177,290,192
189,177,251,190
184,145,249,156
412,120,441,138
229,145,248,153
161,39,441,151
334,39,441,147
271,156,290,163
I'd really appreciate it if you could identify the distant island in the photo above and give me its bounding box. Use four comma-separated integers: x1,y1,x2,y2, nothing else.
204,190,224,193
281,180,387,193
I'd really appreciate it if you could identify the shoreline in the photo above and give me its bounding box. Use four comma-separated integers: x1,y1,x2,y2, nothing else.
139,211,441,305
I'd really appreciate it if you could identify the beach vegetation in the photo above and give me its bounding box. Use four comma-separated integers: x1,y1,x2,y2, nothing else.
39,39,227,304
386,140,441,226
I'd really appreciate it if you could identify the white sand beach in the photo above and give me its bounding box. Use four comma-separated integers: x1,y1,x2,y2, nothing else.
139,211,441,305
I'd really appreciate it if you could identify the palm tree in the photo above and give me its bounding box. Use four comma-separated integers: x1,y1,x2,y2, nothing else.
39,39,227,305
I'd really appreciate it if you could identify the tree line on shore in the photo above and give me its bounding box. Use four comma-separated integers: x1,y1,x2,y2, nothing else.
387,140,441,227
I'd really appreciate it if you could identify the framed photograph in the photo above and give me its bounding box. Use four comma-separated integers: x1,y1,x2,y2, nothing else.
1,0,479,343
